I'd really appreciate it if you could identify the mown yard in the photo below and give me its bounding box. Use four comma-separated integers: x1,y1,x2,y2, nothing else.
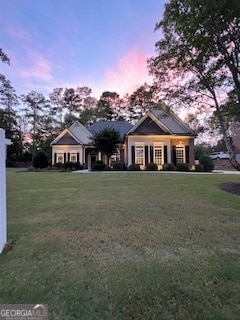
1,169,240,320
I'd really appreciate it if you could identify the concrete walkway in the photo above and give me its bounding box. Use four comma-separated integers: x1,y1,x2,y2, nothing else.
73,169,240,174
213,170,240,175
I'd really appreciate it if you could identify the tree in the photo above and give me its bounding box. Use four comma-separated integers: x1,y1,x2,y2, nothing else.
0,78,19,132
127,84,158,123
33,151,48,169
21,91,49,156
80,108,96,126
0,49,23,162
0,49,11,102
61,86,97,127
194,143,211,160
148,0,240,170
94,95,115,121
62,88,79,117
49,87,64,130
90,128,121,166
0,108,23,162
0,48,10,64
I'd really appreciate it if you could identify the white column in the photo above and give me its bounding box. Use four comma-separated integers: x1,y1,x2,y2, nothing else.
168,138,171,163
0,129,11,253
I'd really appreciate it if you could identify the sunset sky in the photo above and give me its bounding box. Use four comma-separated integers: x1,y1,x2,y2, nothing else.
1,0,166,98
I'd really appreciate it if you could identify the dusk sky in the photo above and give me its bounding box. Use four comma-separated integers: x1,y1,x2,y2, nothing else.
1,0,166,99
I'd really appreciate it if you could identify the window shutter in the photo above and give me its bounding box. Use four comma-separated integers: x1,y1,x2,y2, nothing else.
54,153,57,164
185,146,189,163
77,153,80,162
164,146,168,164
150,146,153,163
172,146,176,165
145,146,148,165
131,146,135,164
64,153,66,163
67,153,70,161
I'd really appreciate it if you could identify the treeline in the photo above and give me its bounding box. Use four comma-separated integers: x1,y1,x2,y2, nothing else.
0,77,158,163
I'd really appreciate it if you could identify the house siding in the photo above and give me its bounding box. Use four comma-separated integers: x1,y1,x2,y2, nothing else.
52,145,84,165
127,135,194,168
127,135,172,169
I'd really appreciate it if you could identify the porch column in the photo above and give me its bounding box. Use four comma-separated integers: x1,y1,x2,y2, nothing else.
188,138,195,164
82,147,85,165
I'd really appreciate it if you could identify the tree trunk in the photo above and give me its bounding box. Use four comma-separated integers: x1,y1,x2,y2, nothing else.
212,89,240,170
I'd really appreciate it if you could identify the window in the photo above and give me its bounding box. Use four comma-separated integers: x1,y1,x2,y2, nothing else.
70,153,77,163
135,146,144,165
176,146,185,163
154,146,163,165
57,153,64,163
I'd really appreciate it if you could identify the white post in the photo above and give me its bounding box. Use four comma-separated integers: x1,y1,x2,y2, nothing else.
0,129,11,253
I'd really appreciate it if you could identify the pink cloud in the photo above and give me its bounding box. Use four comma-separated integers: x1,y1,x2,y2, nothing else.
20,50,53,81
104,49,152,95
5,26,30,41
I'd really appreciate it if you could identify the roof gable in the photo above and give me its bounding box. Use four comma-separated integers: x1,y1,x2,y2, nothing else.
129,116,170,135
128,107,194,136
51,121,93,146
54,132,79,145
68,121,93,144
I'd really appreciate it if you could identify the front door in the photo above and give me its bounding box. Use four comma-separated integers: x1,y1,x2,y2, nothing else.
90,154,97,169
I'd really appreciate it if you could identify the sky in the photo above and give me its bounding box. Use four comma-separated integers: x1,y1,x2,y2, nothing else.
0,0,166,99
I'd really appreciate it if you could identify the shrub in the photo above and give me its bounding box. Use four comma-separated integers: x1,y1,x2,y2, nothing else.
194,164,204,172
92,160,105,171
145,163,158,171
128,164,141,171
199,155,214,172
33,151,48,169
104,166,112,171
74,161,83,170
112,161,126,171
64,161,74,170
53,162,64,170
176,163,191,172
6,160,14,167
162,163,175,171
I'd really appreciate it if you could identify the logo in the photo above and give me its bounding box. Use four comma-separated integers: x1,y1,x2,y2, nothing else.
0,304,48,320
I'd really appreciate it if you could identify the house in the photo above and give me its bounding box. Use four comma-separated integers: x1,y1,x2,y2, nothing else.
51,107,195,169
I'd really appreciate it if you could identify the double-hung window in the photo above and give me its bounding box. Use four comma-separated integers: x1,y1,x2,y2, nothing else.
57,153,64,163
176,146,185,163
154,146,163,165
70,153,77,163
135,145,144,165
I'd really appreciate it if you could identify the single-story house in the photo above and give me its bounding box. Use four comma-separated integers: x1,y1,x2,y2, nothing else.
51,107,195,169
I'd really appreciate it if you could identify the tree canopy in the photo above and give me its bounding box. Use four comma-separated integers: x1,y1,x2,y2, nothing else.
90,127,121,166
148,0,240,169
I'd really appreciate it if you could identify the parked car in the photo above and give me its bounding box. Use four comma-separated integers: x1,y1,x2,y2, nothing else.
210,151,230,160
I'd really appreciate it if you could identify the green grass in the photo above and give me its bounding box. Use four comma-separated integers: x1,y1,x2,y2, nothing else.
1,169,240,319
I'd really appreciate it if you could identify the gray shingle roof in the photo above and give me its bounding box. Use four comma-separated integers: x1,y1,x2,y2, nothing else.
88,121,133,140
150,109,193,135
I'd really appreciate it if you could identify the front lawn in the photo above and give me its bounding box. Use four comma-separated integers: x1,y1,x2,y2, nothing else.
1,170,240,319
